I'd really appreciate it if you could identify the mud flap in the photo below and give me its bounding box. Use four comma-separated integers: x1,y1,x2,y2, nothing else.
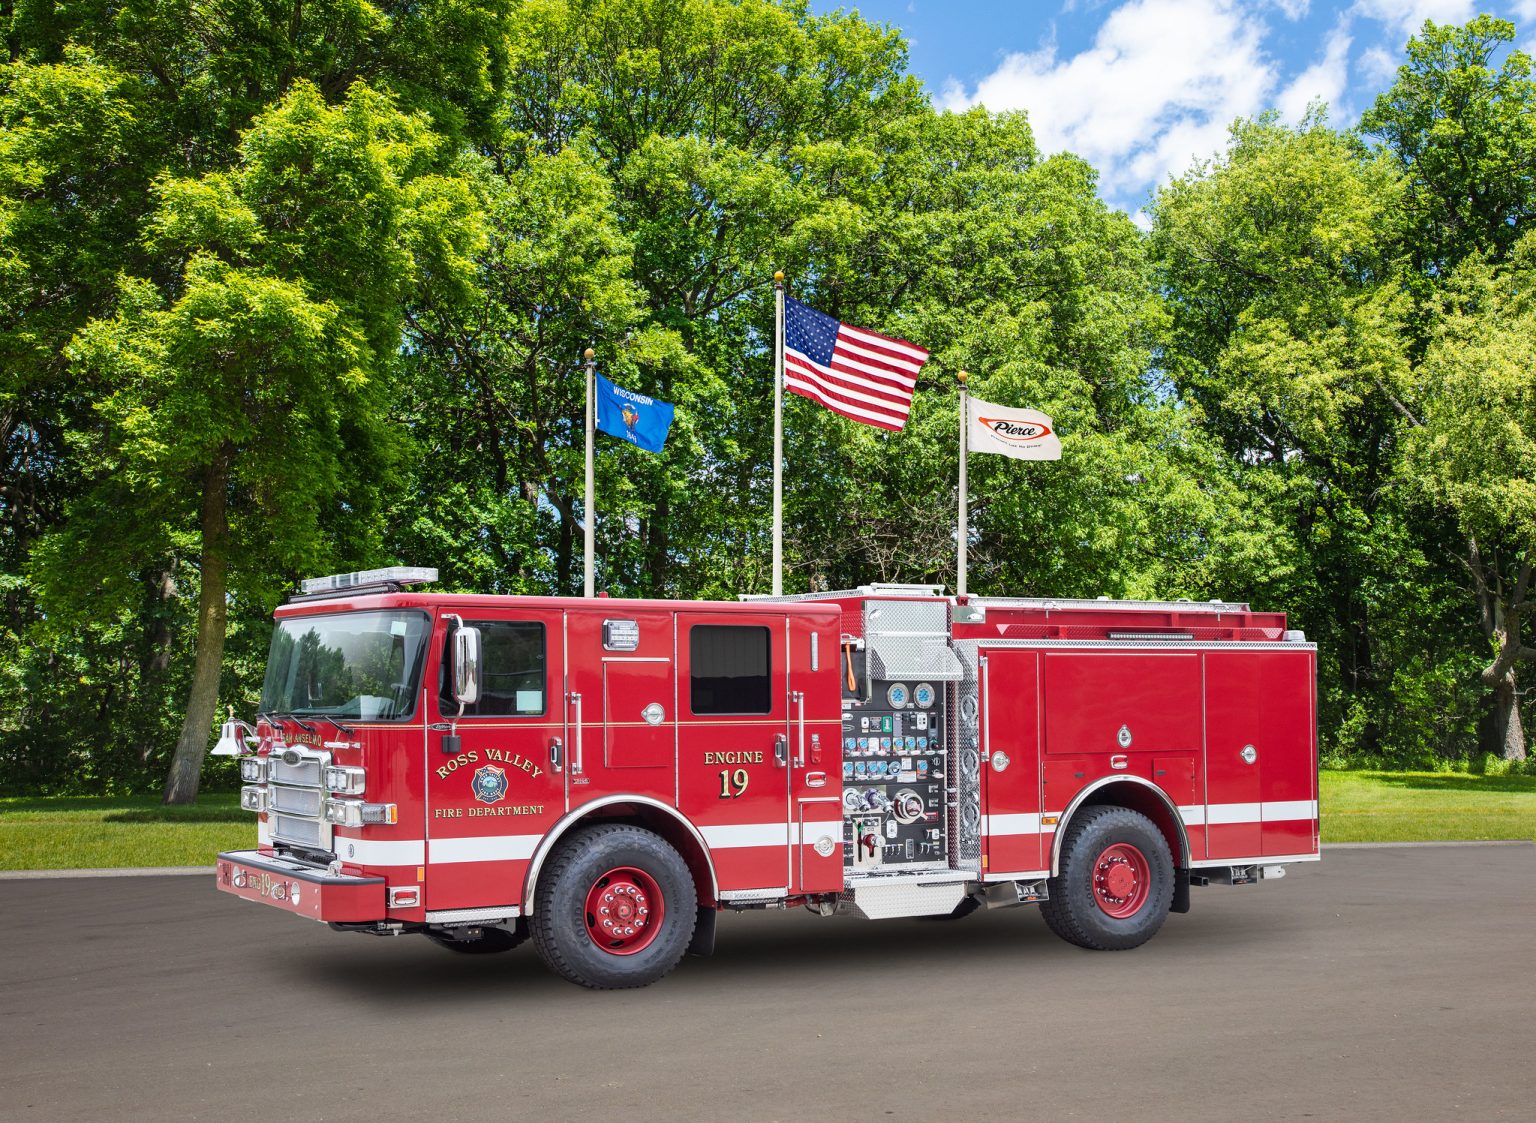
688,906,717,957
1171,867,1191,914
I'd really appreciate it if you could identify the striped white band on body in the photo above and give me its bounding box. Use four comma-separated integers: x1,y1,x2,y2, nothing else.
343,837,426,866
700,822,841,849
980,801,1319,837
428,834,540,864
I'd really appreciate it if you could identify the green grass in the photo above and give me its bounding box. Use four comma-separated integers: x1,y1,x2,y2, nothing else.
1320,770,1536,843
0,793,254,870
2,772,1532,870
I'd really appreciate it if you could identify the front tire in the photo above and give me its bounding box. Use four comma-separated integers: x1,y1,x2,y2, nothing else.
1040,806,1174,951
531,823,697,989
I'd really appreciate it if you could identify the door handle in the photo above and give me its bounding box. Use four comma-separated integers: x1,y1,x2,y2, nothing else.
791,691,806,767
773,734,788,768
549,737,563,773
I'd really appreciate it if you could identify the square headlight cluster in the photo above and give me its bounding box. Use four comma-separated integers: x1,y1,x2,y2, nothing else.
323,799,397,828
239,756,268,783
323,765,366,796
239,786,267,813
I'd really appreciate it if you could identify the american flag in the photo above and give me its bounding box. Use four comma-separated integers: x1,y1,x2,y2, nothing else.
783,297,929,431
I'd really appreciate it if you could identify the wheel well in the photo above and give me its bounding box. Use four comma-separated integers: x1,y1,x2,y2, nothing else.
523,799,718,912
1059,780,1188,875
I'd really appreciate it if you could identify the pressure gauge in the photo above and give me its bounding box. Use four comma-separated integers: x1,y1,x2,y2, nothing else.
913,683,936,709
886,683,910,708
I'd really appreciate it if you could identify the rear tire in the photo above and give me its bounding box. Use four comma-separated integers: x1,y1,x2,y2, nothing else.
1040,805,1174,951
426,922,528,955
531,823,697,989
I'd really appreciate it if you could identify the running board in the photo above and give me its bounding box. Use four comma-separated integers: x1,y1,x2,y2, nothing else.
839,871,972,920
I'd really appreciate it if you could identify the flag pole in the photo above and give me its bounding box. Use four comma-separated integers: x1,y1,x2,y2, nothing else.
957,369,969,598
583,347,596,598
772,270,785,596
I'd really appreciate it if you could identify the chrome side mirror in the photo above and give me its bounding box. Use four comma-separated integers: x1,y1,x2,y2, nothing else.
452,625,482,707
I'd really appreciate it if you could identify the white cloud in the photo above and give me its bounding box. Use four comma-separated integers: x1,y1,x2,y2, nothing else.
1276,21,1352,122
1513,1,1536,22
1271,0,1311,18
941,0,1277,204
1349,0,1475,40
1358,44,1400,87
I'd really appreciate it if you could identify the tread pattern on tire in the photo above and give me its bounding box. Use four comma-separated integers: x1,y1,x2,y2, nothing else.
530,823,697,989
1040,805,1175,951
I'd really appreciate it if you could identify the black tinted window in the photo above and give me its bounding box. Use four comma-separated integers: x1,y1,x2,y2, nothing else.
690,625,771,714
441,621,547,717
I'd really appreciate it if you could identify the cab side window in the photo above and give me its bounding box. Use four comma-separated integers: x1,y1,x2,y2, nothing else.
690,624,771,714
440,621,546,717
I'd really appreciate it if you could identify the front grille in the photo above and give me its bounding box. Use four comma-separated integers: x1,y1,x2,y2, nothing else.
266,747,333,856
271,756,323,786
270,814,324,850
269,785,324,818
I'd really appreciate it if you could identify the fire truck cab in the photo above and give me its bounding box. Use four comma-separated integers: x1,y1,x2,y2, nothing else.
217,569,1318,989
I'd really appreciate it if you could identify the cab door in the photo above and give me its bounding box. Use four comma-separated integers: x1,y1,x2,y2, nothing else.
425,608,567,911
678,612,791,893
564,608,676,807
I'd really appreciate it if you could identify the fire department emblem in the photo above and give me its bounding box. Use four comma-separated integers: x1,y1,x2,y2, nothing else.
471,764,509,805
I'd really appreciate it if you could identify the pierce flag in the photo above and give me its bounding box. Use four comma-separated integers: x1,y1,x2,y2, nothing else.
783,297,929,431
594,372,674,454
967,396,1061,461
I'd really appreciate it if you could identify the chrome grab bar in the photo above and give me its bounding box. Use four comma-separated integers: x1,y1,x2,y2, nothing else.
569,692,583,775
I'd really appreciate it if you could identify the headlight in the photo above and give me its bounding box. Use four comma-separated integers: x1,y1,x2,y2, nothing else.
323,799,397,827
239,757,268,783
323,765,366,795
239,786,267,812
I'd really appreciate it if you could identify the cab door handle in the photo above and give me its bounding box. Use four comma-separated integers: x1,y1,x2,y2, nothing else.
549,737,564,773
773,734,788,768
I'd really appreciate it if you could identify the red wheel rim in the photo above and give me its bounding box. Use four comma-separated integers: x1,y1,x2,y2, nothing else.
584,867,665,955
1092,843,1150,919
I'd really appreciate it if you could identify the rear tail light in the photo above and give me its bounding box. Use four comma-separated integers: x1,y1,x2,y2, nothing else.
239,757,268,783
323,765,366,795
323,799,397,827
239,786,267,812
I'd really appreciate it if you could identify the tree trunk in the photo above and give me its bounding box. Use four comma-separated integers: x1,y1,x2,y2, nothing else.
1493,670,1527,762
162,454,231,805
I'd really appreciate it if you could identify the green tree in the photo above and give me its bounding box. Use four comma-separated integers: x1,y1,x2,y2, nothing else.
1361,15,1536,277
1401,233,1536,761
38,83,483,802
1147,114,1482,762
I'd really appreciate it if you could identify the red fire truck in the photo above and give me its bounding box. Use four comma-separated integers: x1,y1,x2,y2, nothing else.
216,568,1318,989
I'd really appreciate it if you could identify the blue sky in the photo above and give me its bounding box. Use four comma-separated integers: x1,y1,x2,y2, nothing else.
810,1,1536,217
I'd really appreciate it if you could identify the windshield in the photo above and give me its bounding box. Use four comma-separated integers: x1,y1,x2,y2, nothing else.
260,610,431,721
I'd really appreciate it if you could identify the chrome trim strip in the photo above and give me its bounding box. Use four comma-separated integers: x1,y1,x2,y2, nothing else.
425,905,523,923
1188,852,1320,868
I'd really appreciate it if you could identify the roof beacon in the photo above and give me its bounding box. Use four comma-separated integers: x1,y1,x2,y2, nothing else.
299,567,438,596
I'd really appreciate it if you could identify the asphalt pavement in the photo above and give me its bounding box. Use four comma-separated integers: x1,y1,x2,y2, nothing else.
2,844,1533,1122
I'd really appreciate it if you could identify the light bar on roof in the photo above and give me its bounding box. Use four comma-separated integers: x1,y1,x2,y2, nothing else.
300,567,438,595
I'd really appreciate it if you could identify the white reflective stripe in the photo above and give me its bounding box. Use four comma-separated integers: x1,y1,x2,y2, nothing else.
982,813,1042,835
702,823,789,848
1263,799,1319,821
1179,804,1206,826
429,835,539,864
1205,802,1263,825
345,837,426,865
